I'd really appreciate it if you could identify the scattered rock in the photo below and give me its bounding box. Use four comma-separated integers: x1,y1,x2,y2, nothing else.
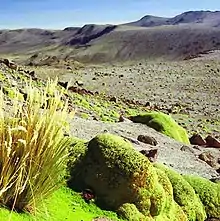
180,145,195,154
189,134,206,146
205,135,220,148
209,177,220,183
0,58,18,70
68,86,94,96
140,149,158,162
121,135,140,145
137,135,158,146
118,115,132,123
29,70,36,77
58,81,69,89
145,101,151,107
82,189,95,203
198,151,218,168
76,80,84,87
67,66,72,70
109,96,117,103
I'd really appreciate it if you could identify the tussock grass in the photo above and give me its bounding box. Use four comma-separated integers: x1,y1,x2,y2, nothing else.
0,79,73,213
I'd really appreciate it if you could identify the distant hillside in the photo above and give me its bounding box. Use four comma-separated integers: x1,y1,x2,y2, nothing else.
1,11,220,63
124,10,220,27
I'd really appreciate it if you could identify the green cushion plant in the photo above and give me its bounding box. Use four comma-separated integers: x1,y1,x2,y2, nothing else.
129,111,190,144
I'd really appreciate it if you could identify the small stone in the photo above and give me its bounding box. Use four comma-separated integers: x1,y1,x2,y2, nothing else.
29,70,35,77
198,151,218,168
119,115,132,123
205,135,220,148
189,134,206,146
209,177,220,183
140,149,158,162
109,96,117,103
180,145,195,154
76,80,83,87
145,101,151,107
58,81,68,89
67,66,72,70
137,135,158,146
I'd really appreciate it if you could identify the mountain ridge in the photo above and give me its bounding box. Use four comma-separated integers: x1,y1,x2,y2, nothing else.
1,10,220,63
123,10,220,27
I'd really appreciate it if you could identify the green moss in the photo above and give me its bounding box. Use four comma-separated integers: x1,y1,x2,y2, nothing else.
67,137,88,181
0,187,122,221
155,164,206,221
0,72,6,81
80,112,90,119
3,87,24,100
67,133,188,220
130,111,190,144
184,175,220,219
68,133,157,215
117,203,146,221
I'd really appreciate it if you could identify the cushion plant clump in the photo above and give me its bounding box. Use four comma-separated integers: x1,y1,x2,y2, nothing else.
129,111,190,144
68,133,188,220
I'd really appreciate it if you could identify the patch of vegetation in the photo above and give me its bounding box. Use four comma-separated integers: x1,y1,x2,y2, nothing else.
129,111,190,144
155,164,206,221
67,133,191,220
0,80,72,212
0,187,122,221
184,175,220,219
68,91,146,123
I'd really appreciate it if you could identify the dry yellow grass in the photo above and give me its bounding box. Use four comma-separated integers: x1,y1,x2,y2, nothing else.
0,79,74,212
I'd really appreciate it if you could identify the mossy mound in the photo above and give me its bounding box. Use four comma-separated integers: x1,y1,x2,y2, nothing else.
68,133,157,213
117,203,145,221
184,175,220,219
67,133,187,220
130,111,190,144
155,164,207,221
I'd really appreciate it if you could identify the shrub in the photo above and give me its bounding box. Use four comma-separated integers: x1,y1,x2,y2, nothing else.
0,79,73,212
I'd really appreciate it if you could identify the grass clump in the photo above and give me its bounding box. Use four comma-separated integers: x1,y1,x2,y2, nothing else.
0,79,73,212
129,111,190,144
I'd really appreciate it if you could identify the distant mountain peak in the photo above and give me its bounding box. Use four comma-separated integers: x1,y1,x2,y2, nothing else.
123,10,220,27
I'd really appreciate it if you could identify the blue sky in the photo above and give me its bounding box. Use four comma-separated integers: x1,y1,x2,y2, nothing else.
0,0,220,29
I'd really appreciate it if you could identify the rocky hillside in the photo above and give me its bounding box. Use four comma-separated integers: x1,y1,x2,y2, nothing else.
2,11,220,63
0,58,219,220
124,11,220,27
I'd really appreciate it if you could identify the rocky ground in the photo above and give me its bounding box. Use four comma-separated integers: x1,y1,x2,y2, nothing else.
57,59,220,138
70,116,220,180
0,57,220,220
